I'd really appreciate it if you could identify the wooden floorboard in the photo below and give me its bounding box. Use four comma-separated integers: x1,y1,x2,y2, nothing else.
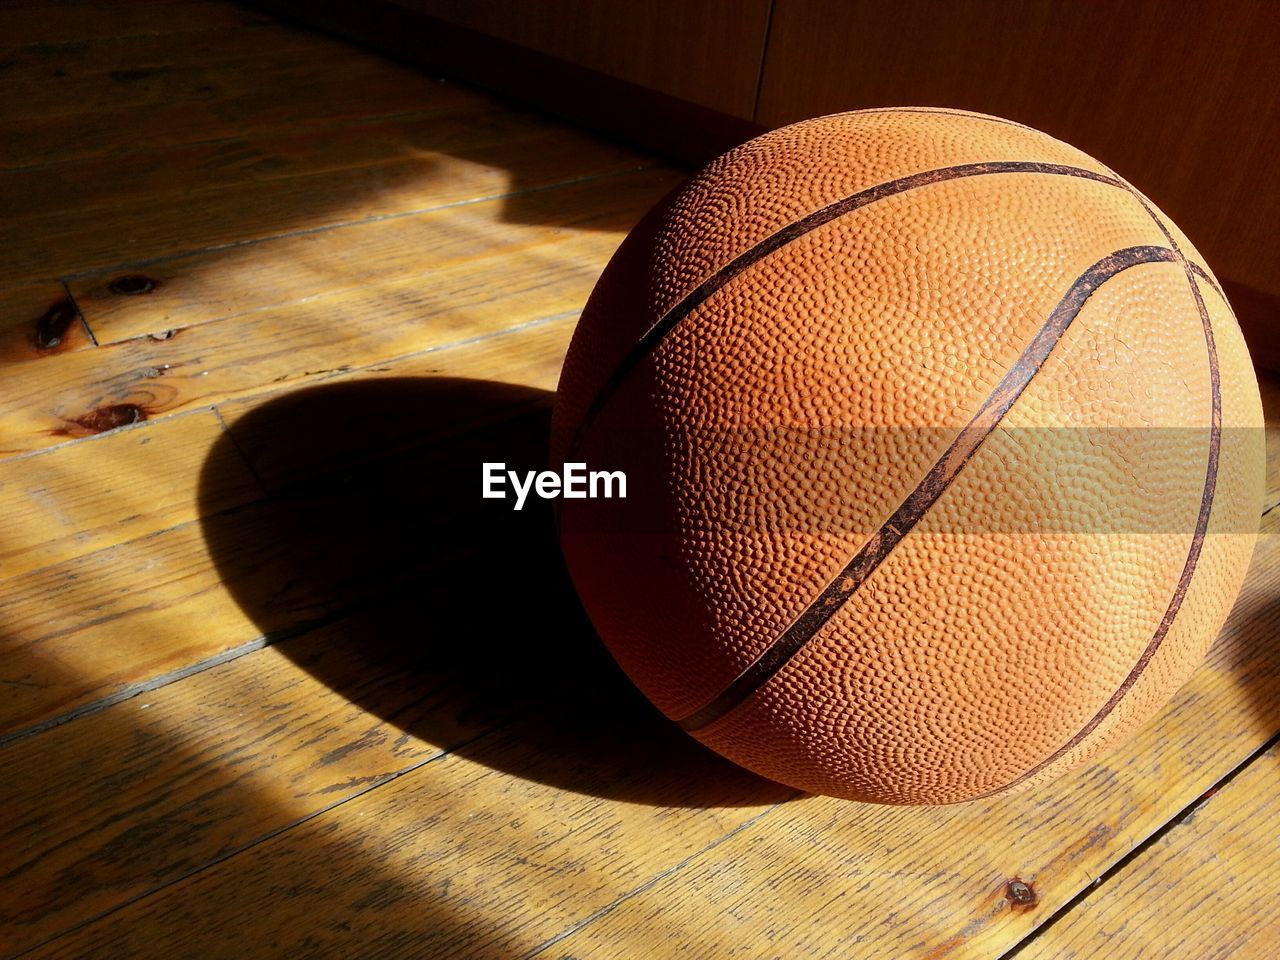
0,590,585,954
12,516,1280,959
7,114,650,285
7,97,555,223
0,26,326,124
0,314,581,741
1017,743,1280,960
16,691,787,960
0,27,472,169
0,169,674,459
0,0,268,46
65,164,668,343
1,2,1276,958
0,409,260,581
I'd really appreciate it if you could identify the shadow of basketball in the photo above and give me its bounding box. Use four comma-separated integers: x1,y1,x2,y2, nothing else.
197,376,792,808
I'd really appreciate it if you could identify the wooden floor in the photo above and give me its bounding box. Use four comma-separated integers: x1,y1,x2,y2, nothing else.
1,2,1277,957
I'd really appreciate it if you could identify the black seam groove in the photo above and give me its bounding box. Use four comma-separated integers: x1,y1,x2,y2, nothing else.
566,161,1124,459
1188,260,1225,299
678,244,1180,732
975,192,1224,796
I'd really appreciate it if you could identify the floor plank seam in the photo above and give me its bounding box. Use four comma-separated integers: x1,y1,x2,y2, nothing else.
8,702,558,959
999,726,1280,959
42,161,661,287
1,463,543,745
0,24,275,62
0,387,551,602
203,306,579,413
0,601,362,752
520,798,799,959
59,279,96,346
0,101,482,176
7,105,535,220
0,634,270,751
211,405,268,496
0,305,571,470
0,403,216,468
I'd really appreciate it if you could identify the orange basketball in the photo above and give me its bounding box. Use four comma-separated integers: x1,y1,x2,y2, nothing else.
550,108,1264,804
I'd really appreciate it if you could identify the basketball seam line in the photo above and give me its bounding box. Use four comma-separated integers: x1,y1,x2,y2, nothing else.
566,160,1126,459
1189,261,1227,302
973,193,1224,797
678,243,1181,731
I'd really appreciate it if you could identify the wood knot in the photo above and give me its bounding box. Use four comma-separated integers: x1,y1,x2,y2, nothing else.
34,298,77,349
109,275,157,296
71,403,147,434
1006,878,1037,909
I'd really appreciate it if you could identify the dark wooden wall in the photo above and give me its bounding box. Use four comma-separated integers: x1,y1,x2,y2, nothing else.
401,0,772,117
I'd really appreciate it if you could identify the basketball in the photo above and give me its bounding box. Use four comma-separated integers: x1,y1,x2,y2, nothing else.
550,108,1264,805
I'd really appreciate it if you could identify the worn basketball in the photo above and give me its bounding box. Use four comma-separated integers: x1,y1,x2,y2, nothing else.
551,108,1264,804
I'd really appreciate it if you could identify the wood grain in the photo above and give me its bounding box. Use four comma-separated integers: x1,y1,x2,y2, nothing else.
0,313,579,740
0,26,364,124
64,163,669,344
16,513,1280,960
0,33,474,170
4,94,496,221
14,643,789,960
0,593,560,955
0,0,267,45
0,410,260,582
7,109,648,285
756,0,1280,298
0,169,674,459
1018,745,1280,960
0,511,277,739
8,308,571,580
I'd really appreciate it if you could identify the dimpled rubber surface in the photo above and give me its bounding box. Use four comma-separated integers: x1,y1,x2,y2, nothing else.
551,109,1265,805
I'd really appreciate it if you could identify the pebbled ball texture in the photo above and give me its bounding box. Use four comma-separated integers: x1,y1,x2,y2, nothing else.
551,108,1265,805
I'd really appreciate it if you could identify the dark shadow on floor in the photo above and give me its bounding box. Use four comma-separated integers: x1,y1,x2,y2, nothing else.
197,376,793,808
